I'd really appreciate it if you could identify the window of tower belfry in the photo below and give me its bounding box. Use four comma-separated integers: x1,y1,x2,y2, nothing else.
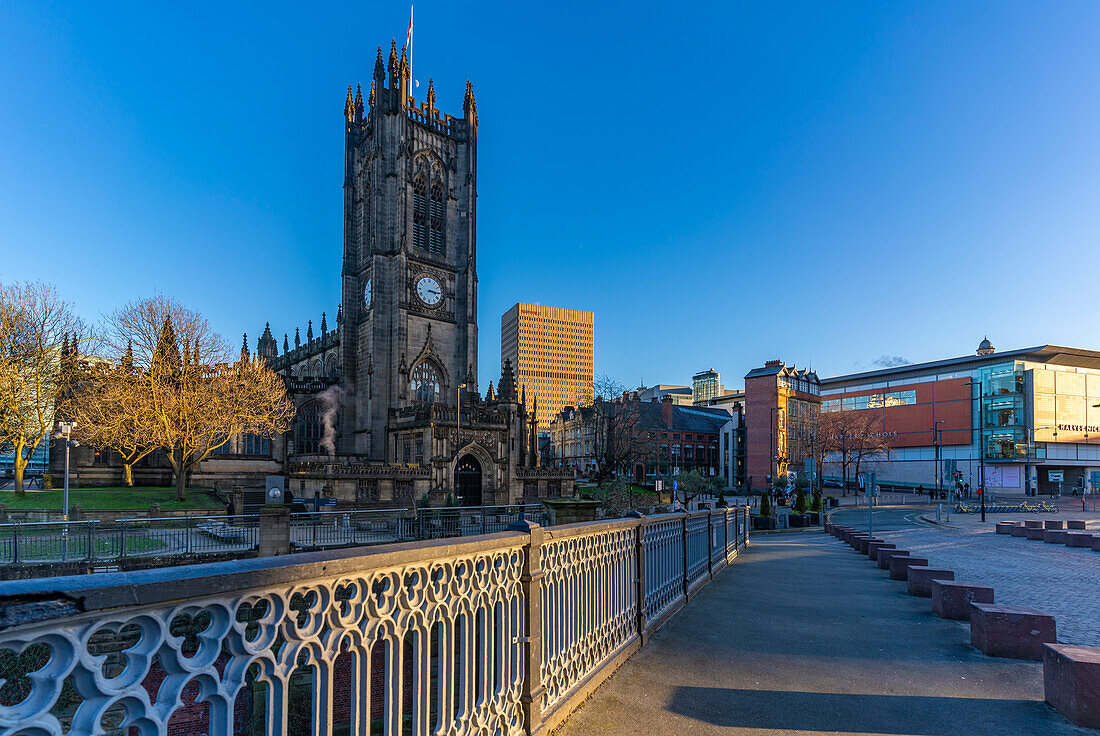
413,178,428,250
429,183,445,254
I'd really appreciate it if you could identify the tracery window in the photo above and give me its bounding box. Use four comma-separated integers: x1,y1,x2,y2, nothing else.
243,433,270,456
413,177,429,250
411,361,442,403
296,403,322,454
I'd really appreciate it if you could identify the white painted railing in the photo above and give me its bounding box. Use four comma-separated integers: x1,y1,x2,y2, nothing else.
0,507,749,736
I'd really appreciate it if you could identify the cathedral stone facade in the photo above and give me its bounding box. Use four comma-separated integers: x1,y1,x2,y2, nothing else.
265,44,572,507
55,43,573,508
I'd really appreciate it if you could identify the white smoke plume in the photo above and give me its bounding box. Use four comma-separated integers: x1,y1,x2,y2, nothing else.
317,384,346,457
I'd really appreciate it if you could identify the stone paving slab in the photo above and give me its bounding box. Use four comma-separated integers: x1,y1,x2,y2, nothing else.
555,535,1089,736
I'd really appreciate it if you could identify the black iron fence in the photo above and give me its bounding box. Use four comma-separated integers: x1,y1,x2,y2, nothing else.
0,504,550,568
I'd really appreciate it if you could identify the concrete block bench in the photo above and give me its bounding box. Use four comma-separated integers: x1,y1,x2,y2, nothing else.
878,549,911,570
1043,643,1100,729
1024,520,1045,529
1010,525,1029,538
1066,520,1088,530
1045,520,1066,530
889,555,929,581
907,567,954,597
867,541,895,559
850,533,869,547
1092,535,1100,552
970,602,1056,661
1025,527,1047,540
1065,532,1096,548
995,521,1020,534
932,580,994,620
1044,529,1068,544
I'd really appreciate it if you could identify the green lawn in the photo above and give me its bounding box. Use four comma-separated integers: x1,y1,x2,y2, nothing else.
578,484,657,498
0,488,222,511
0,533,168,559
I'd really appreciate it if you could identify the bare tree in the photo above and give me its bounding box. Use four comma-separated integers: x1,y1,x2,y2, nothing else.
0,282,81,494
94,297,294,500
576,375,654,486
851,414,890,491
820,410,891,495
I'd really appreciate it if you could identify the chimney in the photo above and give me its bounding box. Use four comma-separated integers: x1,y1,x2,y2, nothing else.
661,393,674,426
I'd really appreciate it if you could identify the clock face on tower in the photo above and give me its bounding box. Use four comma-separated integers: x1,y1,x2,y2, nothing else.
363,279,372,309
415,275,443,307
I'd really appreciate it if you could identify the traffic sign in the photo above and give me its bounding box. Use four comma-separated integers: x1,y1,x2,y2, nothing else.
1049,470,1064,482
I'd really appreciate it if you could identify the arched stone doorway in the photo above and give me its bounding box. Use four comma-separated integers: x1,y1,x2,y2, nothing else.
456,454,482,507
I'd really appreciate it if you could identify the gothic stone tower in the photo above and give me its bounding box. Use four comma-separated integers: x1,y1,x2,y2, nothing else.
341,42,479,460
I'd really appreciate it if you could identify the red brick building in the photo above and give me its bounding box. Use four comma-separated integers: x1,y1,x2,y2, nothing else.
744,361,821,490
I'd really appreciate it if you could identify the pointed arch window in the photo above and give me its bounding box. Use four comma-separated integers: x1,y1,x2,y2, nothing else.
429,182,445,255
411,361,442,404
413,177,429,250
296,403,322,454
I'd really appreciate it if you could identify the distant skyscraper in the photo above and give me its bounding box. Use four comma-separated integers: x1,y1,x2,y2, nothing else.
693,369,722,405
501,303,594,427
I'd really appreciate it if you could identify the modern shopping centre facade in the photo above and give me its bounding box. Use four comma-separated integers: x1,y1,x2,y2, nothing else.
817,340,1100,496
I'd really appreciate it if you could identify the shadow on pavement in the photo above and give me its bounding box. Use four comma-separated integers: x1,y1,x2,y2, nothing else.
665,686,1058,734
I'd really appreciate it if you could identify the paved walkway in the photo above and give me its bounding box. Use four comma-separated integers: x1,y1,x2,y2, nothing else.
556,533,1090,736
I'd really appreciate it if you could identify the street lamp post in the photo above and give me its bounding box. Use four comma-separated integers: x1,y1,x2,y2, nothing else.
53,422,77,560
934,420,945,501
1092,404,1100,510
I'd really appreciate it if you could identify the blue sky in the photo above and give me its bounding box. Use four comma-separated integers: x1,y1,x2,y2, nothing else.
3,1,1100,389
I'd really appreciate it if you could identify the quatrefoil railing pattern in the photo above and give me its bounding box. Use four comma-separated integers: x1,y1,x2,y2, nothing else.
0,542,527,736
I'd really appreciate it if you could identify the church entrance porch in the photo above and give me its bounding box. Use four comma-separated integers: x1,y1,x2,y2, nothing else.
456,454,483,506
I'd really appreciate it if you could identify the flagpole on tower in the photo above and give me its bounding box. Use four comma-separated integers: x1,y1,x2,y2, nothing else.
406,5,414,93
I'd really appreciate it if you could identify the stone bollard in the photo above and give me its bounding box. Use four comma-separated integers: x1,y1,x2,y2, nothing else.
889,556,929,581
259,506,291,557
970,603,1056,661
907,567,954,597
878,549,911,571
1065,532,1095,548
1043,644,1100,728
932,580,994,620
867,541,895,559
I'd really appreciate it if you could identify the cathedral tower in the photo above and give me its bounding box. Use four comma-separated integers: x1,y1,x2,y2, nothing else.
340,44,479,460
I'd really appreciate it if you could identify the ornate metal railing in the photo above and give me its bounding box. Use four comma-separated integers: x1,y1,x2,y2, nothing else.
0,506,749,735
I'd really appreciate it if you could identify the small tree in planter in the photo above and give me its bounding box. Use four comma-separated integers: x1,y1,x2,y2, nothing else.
811,489,823,513
755,491,776,529
794,489,808,515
